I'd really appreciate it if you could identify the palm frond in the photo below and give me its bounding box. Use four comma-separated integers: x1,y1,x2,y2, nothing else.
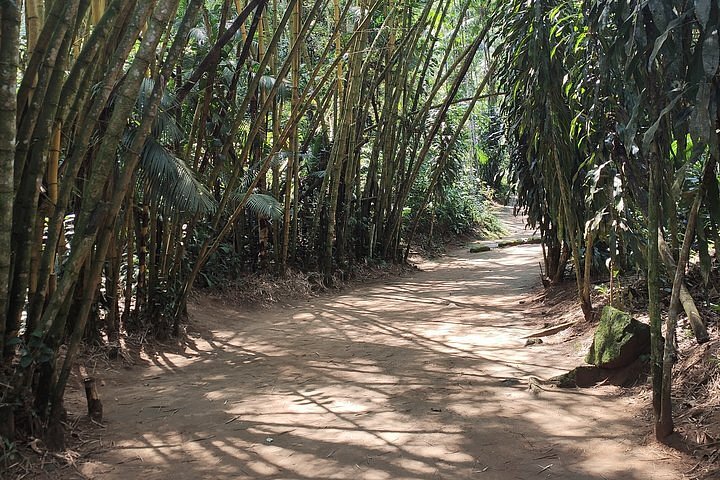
136,77,155,112
230,190,284,221
246,193,284,221
135,78,184,142
138,136,217,215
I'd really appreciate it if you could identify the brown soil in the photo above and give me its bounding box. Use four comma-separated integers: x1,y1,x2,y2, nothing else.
56,206,691,479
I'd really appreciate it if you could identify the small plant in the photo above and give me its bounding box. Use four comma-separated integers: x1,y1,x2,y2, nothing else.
6,331,54,369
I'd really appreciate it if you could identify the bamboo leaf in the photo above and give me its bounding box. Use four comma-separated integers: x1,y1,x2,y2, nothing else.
671,162,688,199
642,94,682,151
648,13,688,69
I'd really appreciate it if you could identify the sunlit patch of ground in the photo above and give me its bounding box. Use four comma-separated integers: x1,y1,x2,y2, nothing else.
62,208,690,480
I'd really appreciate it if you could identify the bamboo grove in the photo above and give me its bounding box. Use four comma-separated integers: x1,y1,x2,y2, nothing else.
496,0,720,442
3,0,718,452
0,0,495,447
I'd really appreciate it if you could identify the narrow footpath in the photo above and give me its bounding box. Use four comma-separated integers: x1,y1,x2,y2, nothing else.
74,207,687,479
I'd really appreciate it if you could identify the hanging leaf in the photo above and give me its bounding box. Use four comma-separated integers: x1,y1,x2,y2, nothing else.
648,0,670,32
702,28,720,77
259,75,276,93
189,26,208,45
648,12,688,69
697,223,711,286
137,136,217,215
705,170,720,228
620,90,643,149
671,162,689,199
642,93,682,151
695,0,711,29
585,208,608,235
690,82,713,143
632,10,647,51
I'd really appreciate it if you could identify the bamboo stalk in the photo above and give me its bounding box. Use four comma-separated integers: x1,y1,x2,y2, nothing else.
0,1,21,356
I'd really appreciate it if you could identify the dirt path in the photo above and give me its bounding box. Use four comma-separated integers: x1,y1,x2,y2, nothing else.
75,207,687,480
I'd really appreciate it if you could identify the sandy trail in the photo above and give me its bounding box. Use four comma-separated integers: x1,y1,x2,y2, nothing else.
76,207,686,480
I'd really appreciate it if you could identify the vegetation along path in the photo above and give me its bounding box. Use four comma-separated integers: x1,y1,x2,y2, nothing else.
77,209,685,479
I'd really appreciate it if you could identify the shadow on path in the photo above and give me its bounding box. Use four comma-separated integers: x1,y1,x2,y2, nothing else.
75,208,686,480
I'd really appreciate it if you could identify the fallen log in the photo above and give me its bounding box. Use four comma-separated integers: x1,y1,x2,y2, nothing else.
522,320,577,339
497,237,542,248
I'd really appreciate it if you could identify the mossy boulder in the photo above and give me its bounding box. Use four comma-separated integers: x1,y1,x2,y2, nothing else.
585,306,650,369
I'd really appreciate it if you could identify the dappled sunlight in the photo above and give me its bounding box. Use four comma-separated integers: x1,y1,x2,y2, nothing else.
80,236,683,479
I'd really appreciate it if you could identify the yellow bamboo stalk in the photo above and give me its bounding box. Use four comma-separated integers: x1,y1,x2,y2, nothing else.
47,124,61,294
235,0,248,42
281,0,301,266
91,0,106,25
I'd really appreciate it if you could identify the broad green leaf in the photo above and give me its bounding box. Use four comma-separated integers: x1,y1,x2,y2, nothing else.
477,149,489,165
20,355,33,368
246,193,284,221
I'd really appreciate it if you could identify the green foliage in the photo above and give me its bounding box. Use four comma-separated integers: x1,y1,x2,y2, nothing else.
408,176,502,238
473,108,509,194
7,331,53,369
493,0,720,438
